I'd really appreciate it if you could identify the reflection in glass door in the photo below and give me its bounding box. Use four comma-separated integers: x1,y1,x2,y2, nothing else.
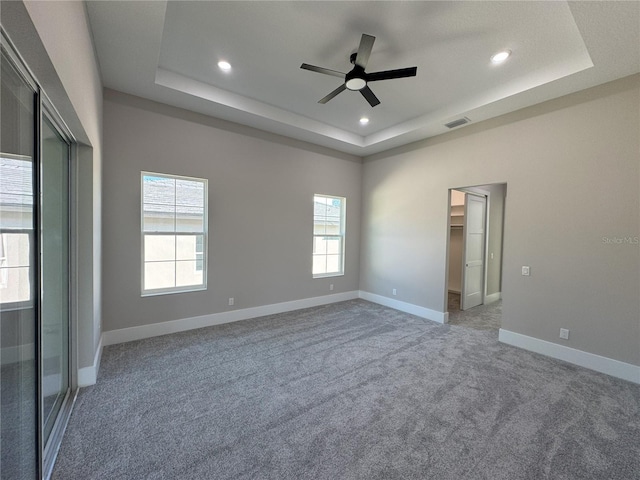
0,46,38,480
40,116,70,448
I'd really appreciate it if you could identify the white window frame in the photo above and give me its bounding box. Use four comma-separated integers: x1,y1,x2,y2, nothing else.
312,194,346,278
141,171,208,296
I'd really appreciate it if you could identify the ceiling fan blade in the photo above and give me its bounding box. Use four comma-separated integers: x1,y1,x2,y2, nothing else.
355,34,375,68
300,63,345,79
366,66,417,82
319,84,347,104
360,86,380,107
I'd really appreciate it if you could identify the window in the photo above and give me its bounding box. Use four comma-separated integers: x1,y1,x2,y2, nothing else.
141,172,207,295
312,194,345,277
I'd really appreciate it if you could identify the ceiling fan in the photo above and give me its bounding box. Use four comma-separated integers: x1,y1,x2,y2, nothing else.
300,33,417,107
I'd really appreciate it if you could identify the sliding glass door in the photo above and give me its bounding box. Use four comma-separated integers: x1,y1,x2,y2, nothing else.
0,44,38,480
40,115,71,453
1,33,75,480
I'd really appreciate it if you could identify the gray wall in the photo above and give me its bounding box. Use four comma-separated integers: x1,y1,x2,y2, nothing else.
102,90,362,332
361,75,640,366
2,1,103,371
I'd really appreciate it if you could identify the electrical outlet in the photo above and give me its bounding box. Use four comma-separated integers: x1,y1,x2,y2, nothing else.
392,288,397,296
228,297,234,306
522,266,530,276
559,328,569,340
329,284,334,291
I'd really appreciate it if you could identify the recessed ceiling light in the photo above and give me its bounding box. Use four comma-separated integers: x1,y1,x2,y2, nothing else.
218,61,232,72
359,117,370,125
491,50,511,64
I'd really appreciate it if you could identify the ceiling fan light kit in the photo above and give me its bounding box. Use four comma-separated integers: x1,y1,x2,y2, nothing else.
301,34,418,107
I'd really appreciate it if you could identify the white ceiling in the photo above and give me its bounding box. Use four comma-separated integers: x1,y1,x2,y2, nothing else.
86,1,640,156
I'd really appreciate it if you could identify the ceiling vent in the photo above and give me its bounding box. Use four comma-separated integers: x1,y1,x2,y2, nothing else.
445,117,471,129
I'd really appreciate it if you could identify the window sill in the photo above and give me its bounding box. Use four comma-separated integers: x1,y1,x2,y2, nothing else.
141,285,207,297
312,272,344,279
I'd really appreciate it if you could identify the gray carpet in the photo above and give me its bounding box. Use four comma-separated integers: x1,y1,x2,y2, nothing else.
53,300,639,479
447,292,502,330
1,361,37,479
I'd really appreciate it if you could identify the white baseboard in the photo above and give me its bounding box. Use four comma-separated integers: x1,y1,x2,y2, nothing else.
358,291,447,324
104,291,360,346
78,334,103,387
0,342,35,365
484,292,502,304
499,329,639,384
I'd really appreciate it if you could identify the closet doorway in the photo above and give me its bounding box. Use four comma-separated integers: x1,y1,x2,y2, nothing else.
446,184,506,328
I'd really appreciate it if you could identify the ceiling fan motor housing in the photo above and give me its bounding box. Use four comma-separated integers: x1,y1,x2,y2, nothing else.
345,65,367,91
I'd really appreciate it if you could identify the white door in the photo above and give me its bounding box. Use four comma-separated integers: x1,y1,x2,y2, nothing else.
461,193,486,310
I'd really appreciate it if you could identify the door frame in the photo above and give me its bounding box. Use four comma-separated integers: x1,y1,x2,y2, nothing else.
445,183,506,319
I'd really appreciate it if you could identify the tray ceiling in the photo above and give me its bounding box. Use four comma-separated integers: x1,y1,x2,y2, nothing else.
87,1,640,156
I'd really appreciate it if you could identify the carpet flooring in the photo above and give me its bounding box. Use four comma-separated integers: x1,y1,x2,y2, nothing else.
447,292,502,330
52,300,639,479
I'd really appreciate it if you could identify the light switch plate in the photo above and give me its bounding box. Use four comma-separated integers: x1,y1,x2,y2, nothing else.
522,266,530,276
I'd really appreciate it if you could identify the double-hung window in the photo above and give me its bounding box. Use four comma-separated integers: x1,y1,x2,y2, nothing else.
312,194,345,277
141,172,207,295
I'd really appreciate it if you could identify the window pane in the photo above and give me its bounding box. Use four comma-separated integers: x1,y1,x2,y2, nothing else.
176,260,203,287
1,233,30,267
143,204,175,233
325,221,340,235
0,157,33,230
176,235,200,261
0,266,31,303
176,206,204,233
312,255,327,275
314,195,331,207
143,175,175,205
176,179,204,207
144,235,175,262
326,237,341,254
326,254,341,273
313,223,327,235
195,236,204,271
144,261,175,290
313,236,327,255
